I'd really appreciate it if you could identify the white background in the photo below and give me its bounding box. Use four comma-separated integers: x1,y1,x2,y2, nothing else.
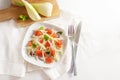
1,0,120,80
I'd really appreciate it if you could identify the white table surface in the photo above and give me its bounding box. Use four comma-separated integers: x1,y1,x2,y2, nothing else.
1,0,120,80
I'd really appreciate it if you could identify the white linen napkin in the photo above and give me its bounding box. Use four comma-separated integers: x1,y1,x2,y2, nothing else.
0,10,76,79
0,20,27,77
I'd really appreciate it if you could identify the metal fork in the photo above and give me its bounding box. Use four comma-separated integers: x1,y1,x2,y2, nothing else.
68,22,76,75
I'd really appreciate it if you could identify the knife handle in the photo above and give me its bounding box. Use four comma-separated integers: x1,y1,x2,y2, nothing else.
74,44,78,59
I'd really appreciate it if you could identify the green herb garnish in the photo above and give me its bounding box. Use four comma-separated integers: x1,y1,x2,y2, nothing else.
32,43,36,48
57,31,63,35
39,26,44,30
44,34,49,41
18,14,28,21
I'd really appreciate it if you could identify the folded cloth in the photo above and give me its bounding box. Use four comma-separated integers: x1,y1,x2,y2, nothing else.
0,10,77,79
0,20,27,77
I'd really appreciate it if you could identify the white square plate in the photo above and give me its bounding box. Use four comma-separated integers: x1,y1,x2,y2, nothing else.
21,22,68,68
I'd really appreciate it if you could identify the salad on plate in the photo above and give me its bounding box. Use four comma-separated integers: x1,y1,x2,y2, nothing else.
26,26,64,64
22,22,68,67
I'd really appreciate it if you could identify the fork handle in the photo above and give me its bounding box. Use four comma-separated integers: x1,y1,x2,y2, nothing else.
73,44,78,76
69,42,74,73
70,43,77,76
71,42,76,75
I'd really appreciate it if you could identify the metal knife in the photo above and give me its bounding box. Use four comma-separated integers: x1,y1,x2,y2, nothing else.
73,21,82,76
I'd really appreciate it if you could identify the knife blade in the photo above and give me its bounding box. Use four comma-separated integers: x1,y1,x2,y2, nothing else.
74,21,82,45
73,21,82,76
